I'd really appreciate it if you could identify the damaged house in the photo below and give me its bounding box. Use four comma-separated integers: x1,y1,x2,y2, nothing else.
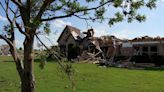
57,25,122,61
57,25,164,63
57,25,85,60
98,35,122,58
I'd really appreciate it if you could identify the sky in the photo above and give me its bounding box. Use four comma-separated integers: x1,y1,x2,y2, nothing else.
0,0,164,49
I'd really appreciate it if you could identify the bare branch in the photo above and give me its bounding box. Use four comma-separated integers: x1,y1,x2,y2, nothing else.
6,0,13,24
0,35,14,47
35,33,66,69
35,0,55,21
74,14,96,21
15,21,29,37
10,8,16,14
0,1,5,11
0,1,12,24
11,0,22,7
41,0,112,21
0,34,24,71
8,7,21,18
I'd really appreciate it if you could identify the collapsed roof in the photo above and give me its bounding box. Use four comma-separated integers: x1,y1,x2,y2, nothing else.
130,36,164,42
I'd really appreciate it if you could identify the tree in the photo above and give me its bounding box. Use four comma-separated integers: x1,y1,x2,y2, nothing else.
0,0,156,92
19,47,23,50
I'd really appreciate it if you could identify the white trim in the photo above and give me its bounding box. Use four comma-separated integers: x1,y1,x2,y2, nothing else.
132,41,159,45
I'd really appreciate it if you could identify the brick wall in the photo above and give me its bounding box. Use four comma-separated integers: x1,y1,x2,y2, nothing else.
121,47,134,56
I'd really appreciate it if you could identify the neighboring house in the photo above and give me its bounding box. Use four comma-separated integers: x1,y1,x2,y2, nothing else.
0,45,10,56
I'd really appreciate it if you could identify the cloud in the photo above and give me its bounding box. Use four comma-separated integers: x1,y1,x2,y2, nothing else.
110,29,136,39
0,15,7,21
86,28,136,39
15,39,23,48
32,19,71,49
33,32,61,49
51,19,72,29
94,29,110,37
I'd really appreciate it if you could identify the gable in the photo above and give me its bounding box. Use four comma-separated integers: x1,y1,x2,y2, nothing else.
57,25,83,45
57,27,70,45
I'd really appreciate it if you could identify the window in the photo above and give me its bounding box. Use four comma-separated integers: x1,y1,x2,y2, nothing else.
142,47,148,56
150,46,157,56
151,46,157,52
143,47,148,52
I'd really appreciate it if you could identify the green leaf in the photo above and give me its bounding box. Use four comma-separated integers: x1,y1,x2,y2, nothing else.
44,23,51,35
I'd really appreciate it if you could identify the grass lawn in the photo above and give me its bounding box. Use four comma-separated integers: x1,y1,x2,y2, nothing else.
0,56,13,62
0,56,164,92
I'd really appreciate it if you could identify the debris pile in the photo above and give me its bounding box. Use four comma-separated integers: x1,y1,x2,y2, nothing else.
57,25,164,69
77,51,104,64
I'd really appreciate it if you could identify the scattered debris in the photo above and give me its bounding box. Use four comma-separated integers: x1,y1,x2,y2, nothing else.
57,25,164,69
134,63,155,68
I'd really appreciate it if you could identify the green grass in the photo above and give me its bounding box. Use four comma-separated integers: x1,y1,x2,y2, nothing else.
0,56,164,92
0,56,13,62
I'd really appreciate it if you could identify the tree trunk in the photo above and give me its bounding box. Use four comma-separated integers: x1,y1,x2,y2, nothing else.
21,73,35,92
21,33,35,92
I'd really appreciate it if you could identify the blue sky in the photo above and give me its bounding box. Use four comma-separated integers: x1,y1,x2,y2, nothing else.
0,0,164,49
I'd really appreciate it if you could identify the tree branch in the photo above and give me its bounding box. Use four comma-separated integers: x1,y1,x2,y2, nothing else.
41,0,112,21
15,21,29,38
0,35,14,47
11,0,22,7
34,0,55,21
0,1,12,24
0,0,24,73
0,1,5,11
35,33,66,70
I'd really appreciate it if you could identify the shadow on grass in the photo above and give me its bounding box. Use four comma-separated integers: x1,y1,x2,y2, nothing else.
96,63,164,71
1,58,58,62
34,58,58,62
144,67,164,71
3,59,164,71
0,80,6,83
0,60,14,62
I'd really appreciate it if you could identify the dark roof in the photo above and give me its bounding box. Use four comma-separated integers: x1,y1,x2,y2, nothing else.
57,25,85,42
67,25,80,34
